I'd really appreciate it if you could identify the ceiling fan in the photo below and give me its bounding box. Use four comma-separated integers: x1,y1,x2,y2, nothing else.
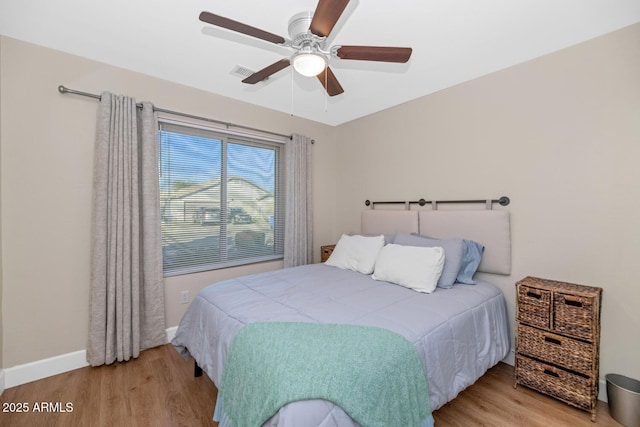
199,0,412,96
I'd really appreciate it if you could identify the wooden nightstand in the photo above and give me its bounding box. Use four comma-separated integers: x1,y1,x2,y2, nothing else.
320,244,336,263
514,276,602,421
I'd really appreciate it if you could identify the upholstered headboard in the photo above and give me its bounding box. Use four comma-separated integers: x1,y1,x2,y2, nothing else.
362,209,511,275
360,210,419,237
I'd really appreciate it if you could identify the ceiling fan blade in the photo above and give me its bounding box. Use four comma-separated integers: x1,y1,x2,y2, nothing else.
316,66,344,96
242,59,291,84
199,11,286,45
336,46,412,63
309,0,350,38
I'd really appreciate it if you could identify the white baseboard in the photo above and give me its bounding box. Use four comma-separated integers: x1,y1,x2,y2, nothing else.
599,379,608,402
502,348,515,366
166,326,178,343
4,327,179,390
5,350,88,389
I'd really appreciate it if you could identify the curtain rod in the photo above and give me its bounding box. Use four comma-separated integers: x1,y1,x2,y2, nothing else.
57,85,293,141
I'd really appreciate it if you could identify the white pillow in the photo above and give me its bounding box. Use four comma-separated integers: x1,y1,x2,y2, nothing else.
372,244,445,293
324,234,385,274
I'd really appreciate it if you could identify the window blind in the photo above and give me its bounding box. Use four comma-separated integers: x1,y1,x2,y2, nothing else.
158,121,285,276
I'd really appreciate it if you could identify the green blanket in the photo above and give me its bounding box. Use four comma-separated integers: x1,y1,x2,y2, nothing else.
218,322,431,427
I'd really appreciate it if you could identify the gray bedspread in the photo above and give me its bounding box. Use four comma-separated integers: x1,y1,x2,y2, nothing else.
172,263,510,426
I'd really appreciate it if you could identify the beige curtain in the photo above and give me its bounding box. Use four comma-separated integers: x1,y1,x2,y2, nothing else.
284,134,313,267
87,92,166,366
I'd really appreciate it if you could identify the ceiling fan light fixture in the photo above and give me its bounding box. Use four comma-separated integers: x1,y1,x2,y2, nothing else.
292,50,327,77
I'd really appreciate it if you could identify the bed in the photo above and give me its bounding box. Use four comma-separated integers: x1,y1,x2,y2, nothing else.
172,209,512,427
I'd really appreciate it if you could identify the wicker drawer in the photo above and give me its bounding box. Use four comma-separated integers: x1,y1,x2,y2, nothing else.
554,292,598,341
516,355,592,410
517,323,594,375
517,284,551,328
320,244,336,263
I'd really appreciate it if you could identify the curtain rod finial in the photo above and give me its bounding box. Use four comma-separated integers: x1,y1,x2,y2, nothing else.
58,85,67,94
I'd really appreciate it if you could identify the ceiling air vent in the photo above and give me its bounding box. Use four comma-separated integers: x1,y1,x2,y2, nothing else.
230,65,276,84
231,65,256,79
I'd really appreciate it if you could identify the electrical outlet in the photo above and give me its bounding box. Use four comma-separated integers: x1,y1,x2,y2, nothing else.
180,290,189,304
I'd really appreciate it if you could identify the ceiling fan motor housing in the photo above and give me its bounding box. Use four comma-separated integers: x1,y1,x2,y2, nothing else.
288,12,313,40
288,12,327,51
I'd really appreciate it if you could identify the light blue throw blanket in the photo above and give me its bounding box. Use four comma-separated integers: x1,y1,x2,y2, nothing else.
215,322,433,427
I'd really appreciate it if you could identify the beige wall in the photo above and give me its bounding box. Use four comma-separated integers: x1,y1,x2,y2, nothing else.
1,21,639,387
333,23,640,381
0,35,338,367
0,78,3,370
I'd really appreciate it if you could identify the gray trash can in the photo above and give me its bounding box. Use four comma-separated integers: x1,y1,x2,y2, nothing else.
606,373,640,427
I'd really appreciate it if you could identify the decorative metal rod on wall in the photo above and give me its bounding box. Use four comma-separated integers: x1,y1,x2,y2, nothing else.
365,196,510,209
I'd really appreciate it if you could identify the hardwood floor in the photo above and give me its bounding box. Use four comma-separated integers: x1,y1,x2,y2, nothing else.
0,344,622,427
0,344,217,427
433,362,620,427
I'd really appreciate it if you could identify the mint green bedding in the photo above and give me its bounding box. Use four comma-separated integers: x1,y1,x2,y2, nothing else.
217,322,432,427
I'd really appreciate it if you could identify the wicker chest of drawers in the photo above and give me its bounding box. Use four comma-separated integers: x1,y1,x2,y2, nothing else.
514,276,602,421
320,244,336,263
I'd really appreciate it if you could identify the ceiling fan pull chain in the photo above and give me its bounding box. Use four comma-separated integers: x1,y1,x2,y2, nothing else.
324,66,328,112
291,66,295,117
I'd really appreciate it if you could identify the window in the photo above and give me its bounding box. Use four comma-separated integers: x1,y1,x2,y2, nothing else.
158,120,285,276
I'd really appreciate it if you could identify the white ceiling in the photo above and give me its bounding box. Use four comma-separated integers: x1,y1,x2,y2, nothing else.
1,0,639,126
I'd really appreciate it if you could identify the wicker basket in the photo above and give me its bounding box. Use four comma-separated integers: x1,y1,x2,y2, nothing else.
517,283,551,328
516,355,592,410
554,292,598,340
517,323,594,373
320,244,335,263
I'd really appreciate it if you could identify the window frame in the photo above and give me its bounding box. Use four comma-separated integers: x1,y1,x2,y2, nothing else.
158,117,286,277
